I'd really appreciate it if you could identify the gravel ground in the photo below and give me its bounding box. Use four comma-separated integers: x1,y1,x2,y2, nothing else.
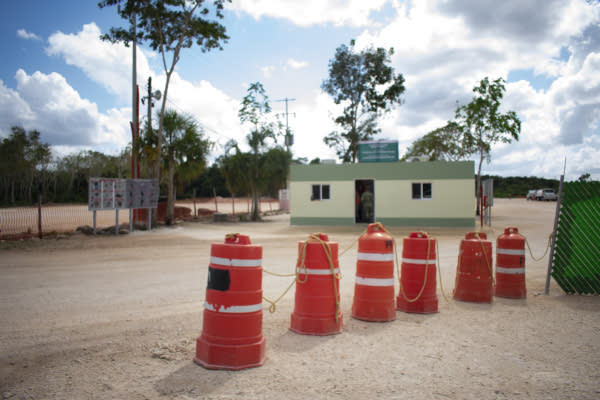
0,198,599,400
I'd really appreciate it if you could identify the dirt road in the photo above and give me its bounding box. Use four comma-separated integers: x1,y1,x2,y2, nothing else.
1,199,598,400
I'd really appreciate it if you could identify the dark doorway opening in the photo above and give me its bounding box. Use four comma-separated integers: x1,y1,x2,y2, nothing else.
355,179,375,223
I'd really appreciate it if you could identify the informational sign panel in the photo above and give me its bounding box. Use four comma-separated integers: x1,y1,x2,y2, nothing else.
126,179,159,209
88,178,158,210
358,140,399,163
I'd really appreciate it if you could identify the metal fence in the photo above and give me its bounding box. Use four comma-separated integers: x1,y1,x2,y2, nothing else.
0,198,281,239
0,204,131,238
549,181,600,295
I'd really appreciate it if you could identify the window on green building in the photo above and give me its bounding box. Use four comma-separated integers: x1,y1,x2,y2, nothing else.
412,182,432,200
311,184,330,201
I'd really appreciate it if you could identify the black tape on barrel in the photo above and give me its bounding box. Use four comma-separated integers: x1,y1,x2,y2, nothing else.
207,267,230,291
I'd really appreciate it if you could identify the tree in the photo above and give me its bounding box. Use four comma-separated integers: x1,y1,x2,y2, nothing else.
238,82,278,221
0,126,51,205
401,121,467,161
219,141,252,216
578,173,591,182
455,77,521,210
161,109,211,224
99,0,229,191
321,40,406,162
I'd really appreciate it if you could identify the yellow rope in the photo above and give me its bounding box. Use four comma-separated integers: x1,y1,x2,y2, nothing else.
262,268,296,277
225,232,240,241
523,231,554,262
474,232,495,285
397,232,432,303
297,233,342,324
263,277,296,313
435,240,450,302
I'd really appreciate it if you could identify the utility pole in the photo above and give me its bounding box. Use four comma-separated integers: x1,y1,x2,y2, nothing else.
142,76,162,147
275,97,296,151
131,12,138,180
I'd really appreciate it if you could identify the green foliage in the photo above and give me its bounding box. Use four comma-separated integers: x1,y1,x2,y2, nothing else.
233,82,286,220
1,126,51,205
98,0,229,52
481,175,559,198
161,109,211,223
456,77,521,167
99,0,230,187
321,41,405,162
401,122,468,161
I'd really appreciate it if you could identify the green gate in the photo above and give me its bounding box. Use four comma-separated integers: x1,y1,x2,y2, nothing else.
549,181,600,295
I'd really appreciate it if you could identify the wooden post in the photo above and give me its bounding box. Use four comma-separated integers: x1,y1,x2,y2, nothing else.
37,195,42,239
193,189,197,217
213,187,218,213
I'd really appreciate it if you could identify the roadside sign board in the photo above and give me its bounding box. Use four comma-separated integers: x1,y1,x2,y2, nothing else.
88,178,158,210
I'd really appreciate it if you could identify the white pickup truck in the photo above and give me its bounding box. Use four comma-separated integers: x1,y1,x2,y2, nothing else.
536,188,558,201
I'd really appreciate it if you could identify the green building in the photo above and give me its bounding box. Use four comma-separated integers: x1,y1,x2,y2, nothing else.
290,161,475,227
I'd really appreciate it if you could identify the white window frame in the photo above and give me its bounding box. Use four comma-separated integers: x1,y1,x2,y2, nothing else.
311,184,331,201
411,182,433,200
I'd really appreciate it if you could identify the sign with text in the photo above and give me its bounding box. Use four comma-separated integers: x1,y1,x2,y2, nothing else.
358,140,399,163
88,178,158,210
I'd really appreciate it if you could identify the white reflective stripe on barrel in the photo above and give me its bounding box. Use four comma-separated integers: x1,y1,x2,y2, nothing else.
204,301,262,313
401,258,436,264
357,252,394,262
355,276,395,287
210,256,262,267
496,266,525,274
497,248,526,256
296,267,340,275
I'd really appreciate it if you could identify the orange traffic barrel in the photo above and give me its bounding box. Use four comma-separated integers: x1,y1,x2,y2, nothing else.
352,223,395,322
453,232,493,303
396,232,438,313
290,233,343,335
194,234,266,370
494,227,527,299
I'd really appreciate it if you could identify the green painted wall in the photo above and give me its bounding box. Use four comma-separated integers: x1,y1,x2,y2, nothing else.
291,161,474,181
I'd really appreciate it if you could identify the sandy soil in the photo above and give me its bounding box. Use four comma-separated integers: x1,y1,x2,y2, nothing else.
0,199,598,400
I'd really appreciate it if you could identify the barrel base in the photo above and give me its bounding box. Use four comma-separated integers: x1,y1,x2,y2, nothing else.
352,301,396,322
453,290,493,303
396,296,439,314
494,287,527,299
194,336,266,370
494,276,526,299
289,313,343,336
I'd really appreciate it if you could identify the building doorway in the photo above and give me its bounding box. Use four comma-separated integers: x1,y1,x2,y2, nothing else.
355,179,375,223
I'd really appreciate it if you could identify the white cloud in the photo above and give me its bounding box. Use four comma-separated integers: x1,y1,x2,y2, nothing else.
261,65,275,78
0,70,130,153
152,72,245,154
345,0,600,180
288,58,308,69
46,23,153,102
229,0,389,27
17,29,41,41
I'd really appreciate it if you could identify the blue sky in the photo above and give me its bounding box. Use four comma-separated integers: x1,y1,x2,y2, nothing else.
1,0,600,180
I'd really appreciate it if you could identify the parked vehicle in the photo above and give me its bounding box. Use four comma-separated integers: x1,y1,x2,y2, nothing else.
526,190,537,200
536,188,558,201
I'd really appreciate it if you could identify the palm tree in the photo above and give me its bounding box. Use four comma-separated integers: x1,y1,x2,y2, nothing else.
162,110,211,224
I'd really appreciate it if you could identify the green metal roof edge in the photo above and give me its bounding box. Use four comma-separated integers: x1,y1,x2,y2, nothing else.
290,161,475,181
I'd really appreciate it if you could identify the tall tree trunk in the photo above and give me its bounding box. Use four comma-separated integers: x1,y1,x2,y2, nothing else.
252,189,260,221
476,151,484,217
166,149,175,225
